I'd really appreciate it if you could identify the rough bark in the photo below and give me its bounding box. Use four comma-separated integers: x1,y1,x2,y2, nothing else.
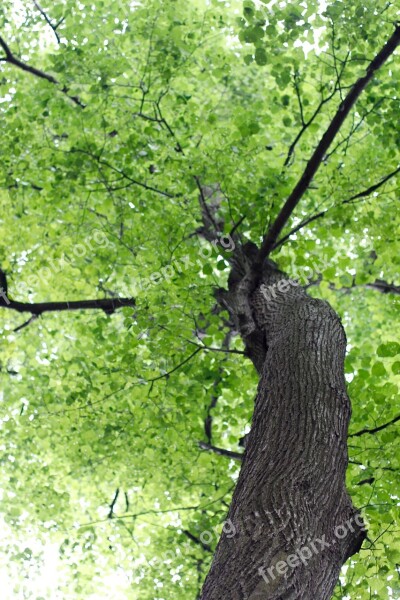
201,244,366,600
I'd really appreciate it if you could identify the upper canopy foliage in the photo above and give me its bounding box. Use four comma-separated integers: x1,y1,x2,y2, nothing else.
0,0,399,598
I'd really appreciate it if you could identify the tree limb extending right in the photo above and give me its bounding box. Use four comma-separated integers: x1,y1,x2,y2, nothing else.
256,24,400,267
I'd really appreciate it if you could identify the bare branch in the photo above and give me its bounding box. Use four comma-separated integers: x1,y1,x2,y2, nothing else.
155,101,184,154
202,330,233,445
349,459,399,472
284,81,338,168
135,104,224,235
308,276,400,296
188,341,245,355
357,477,375,486
229,215,246,237
324,277,400,295
0,33,84,107
79,504,200,527
256,25,400,267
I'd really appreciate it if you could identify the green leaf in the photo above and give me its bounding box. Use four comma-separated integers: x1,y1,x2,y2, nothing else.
254,47,268,66
392,361,400,374
0,1,399,597
371,362,386,377
377,342,400,358
243,0,256,20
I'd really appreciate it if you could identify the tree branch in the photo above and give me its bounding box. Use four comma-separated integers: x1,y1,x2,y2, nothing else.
327,278,400,296
198,441,243,461
0,34,84,107
32,1,63,44
342,165,400,204
13,314,39,332
349,414,400,437
146,348,202,383
307,275,400,297
182,529,212,552
195,344,245,355
256,24,400,266
293,71,305,126
108,488,120,519
202,330,233,445
283,62,348,168
80,504,201,527
349,459,398,472
273,210,326,250
69,149,177,198
365,279,400,295
134,106,223,232
357,477,375,486
0,297,135,316
324,98,385,161
273,164,400,249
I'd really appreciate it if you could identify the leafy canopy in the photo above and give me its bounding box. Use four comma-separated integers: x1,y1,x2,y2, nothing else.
0,0,399,598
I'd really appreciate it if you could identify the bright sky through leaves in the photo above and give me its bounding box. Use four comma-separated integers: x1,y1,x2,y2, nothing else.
0,0,399,598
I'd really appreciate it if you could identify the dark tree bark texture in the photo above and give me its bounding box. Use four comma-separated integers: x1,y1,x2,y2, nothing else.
200,244,366,600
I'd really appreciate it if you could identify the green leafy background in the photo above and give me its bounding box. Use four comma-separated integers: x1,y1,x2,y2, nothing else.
0,0,399,598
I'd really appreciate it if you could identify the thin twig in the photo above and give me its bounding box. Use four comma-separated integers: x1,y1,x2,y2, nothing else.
13,314,38,332
32,0,62,44
69,149,177,198
108,488,120,519
188,340,244,355
145,348,202,383
283,52,350,169
273,210,326,249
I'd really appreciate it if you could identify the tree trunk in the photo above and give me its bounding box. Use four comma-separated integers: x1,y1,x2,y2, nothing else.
200,244,366,600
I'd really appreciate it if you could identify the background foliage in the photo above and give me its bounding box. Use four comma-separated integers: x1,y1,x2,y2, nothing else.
0,0,399,598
